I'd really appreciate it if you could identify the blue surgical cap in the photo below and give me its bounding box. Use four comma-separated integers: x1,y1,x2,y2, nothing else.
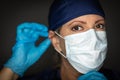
48,0,105,31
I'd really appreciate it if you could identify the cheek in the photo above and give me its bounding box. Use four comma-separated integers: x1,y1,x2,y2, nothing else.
60,26,72,37
59,39,66,55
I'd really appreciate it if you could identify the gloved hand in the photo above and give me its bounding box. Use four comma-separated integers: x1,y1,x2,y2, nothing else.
77,71,107,80
4,22,51,77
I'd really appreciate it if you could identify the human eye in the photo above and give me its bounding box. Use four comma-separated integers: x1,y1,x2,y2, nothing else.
95,24,105,31
71,25,83,31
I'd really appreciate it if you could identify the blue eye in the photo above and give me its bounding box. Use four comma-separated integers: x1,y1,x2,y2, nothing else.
71,25,83,31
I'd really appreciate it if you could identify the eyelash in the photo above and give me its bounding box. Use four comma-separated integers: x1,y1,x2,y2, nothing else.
71,25,83,31
71,24,105,31
95,24,105,30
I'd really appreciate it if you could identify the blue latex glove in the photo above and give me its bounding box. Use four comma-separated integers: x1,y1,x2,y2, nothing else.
77,71,107,80
4,22,51,77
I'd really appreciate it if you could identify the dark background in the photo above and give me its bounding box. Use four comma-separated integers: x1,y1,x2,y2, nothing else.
0,0,120,76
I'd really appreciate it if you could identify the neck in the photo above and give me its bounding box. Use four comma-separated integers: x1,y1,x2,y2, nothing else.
60,58,82,80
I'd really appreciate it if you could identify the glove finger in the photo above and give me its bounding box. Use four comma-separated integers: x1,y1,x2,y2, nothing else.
17,22,48,34
37,38,51,52
35,38,51,57
27,23,49,37
31,23,49,37
29,38,51,64
23,28,34,37
29,31,48,42
31,30,48,38
17,22,31,34
77,71,107,80
37,31,48,37
17,28,35,42
30,32,40,42
31,22,48,32
16,22,49,42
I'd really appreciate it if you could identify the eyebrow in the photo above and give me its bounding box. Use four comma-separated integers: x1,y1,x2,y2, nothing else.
68,19,104,26
68,20,87,26
95,19,105,24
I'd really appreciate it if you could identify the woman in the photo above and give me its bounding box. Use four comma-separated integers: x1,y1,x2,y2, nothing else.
0,0,118,80
48,0,107,80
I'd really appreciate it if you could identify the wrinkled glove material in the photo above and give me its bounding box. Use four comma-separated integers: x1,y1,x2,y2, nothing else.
78,71,107,80
4,22,51,77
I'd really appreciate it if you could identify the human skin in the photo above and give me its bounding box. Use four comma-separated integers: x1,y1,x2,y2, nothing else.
49,14,105,80
0,67,18,80
0,14,105,80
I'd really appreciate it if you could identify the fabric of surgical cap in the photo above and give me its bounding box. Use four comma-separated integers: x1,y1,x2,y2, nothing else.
48,0,105,31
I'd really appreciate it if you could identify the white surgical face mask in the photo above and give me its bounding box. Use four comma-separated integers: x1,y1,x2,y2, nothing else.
55,29,107,74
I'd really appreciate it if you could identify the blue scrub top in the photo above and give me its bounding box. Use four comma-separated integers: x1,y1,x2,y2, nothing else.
18,67,120,80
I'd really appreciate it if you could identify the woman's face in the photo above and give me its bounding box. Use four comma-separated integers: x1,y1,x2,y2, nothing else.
49,14,105,56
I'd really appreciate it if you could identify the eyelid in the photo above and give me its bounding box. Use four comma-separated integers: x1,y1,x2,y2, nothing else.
70,22,83,28
97,23,105,27
71,25,83,31
95,23,106,30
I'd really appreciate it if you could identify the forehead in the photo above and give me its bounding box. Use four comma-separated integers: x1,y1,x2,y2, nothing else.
57,14,105,36
63,14,105,26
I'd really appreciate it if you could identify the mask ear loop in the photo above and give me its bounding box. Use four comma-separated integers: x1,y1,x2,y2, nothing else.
55,48,67,59
54,31,67,59
54,31,64,39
